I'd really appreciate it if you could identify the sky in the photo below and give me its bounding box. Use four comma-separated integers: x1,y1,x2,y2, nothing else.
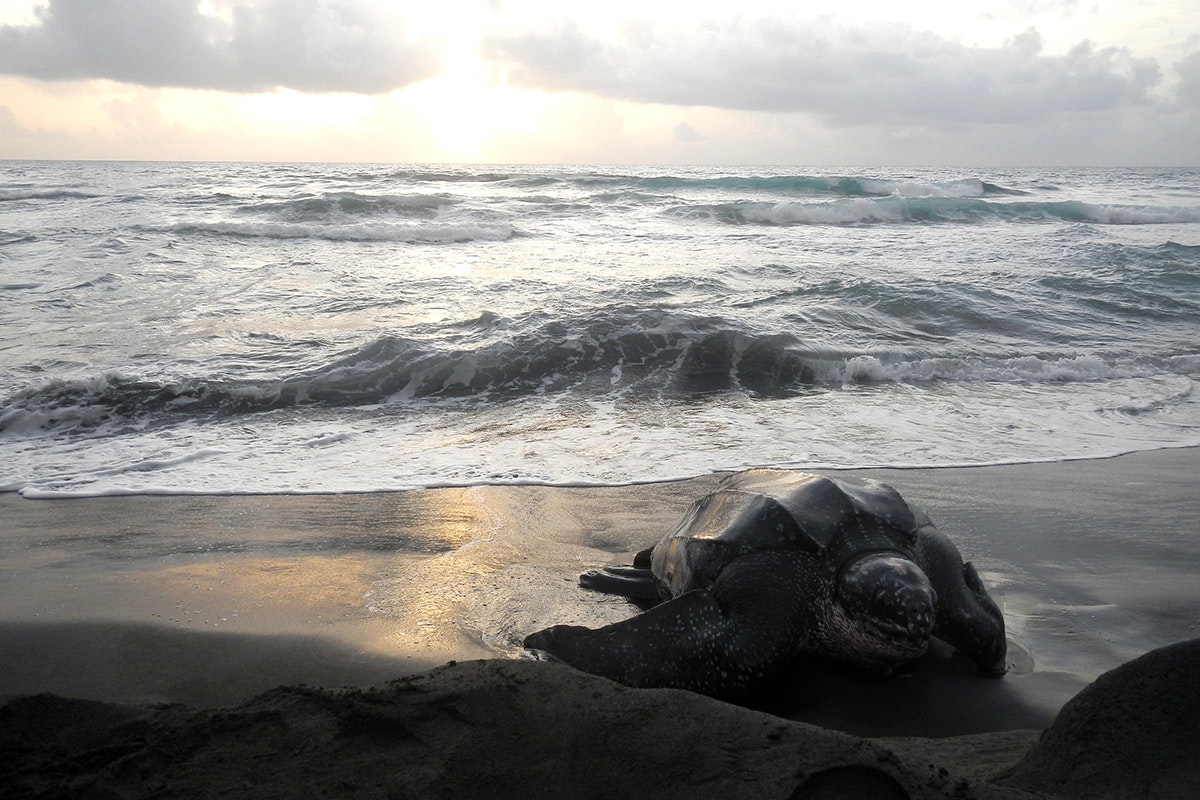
1,0,1198,164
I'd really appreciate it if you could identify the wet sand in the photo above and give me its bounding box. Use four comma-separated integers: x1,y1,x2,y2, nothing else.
1,449,1198,797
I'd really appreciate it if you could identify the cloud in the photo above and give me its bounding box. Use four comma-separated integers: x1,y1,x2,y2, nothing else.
0,104,22,134
1006,0,1079,14
483,16,1162,126
673,122,704,142
0,0,441,93
1176,51,1200,109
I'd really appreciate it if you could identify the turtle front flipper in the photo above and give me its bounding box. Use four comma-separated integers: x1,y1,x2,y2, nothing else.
579,565,662,603
525,552,810,698
913,525,1007,675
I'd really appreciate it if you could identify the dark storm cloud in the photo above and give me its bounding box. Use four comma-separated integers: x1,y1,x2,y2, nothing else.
483,18,1161,125
0,0,441,93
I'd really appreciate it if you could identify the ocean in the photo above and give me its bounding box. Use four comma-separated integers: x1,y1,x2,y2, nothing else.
2,161,1199,497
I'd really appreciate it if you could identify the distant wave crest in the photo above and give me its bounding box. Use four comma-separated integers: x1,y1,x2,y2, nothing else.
667,197,1200,227
146,187,520,243
633,175,1028,199
0,188,100,202
384,169,1030,199
153,219,517,244
235,191,457,220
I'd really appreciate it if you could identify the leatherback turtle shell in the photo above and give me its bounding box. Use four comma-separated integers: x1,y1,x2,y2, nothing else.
650,469,934,598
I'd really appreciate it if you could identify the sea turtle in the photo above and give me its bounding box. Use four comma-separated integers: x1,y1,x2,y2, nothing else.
524,469,1007,698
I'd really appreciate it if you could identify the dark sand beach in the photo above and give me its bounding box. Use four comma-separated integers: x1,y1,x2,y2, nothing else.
2,449,1198,797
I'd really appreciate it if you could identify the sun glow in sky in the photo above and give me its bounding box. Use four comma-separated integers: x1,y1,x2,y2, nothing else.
1,0,1198,164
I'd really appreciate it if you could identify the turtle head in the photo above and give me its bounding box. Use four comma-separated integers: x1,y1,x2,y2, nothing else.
833,552,937,669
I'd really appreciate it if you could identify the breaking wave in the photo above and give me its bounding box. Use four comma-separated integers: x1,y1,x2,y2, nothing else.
4,307,1193,438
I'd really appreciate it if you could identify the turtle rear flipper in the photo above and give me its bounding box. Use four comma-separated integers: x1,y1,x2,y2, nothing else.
580,565,661,603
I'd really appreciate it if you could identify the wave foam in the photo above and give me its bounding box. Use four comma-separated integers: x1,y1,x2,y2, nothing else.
832,354,1160,384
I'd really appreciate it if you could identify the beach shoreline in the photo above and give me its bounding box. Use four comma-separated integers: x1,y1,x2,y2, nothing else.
2,448,1198,797
3,448,1196,708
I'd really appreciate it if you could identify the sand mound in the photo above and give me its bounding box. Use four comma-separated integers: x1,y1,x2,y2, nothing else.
3,638,1197,799
998,638,1200,799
